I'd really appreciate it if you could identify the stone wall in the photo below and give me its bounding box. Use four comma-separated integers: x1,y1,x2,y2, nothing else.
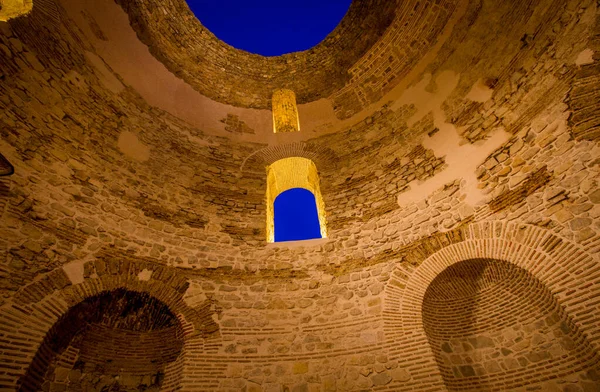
19,289,185,391
423,259,598,391
0,0,599,390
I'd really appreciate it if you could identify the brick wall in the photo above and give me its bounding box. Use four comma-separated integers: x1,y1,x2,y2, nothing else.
423,259,599,391
17,290,185,391
0,0,599,390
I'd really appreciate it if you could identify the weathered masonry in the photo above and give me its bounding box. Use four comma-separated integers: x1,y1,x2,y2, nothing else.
0,0,599,391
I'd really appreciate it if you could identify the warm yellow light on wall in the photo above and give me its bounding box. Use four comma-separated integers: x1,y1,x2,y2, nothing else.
272,89,300,133
265,157,327,243
0,0,33,21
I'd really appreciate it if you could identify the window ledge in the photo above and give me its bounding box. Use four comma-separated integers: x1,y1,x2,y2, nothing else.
266,237,330,249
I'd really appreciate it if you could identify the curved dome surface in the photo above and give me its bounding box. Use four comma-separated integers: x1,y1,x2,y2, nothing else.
113,0,457,111
0,0,599,390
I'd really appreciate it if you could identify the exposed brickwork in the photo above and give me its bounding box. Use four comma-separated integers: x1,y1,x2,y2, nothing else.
331,0,459,119
384,221,600,391
20,289,184,391
424,259,599,391
113,0,398,109
0,0,600,390
568,10,600,141
220,114,256,135
568,62,600,141
488,166,552,212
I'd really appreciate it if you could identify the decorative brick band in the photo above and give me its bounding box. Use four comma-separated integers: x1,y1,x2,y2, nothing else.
240,142,339,174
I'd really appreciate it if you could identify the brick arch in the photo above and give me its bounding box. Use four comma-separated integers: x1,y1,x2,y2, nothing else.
12,258,219,335
240,141,339,174
18,289,186,392
422,259,599,391
0,259,219,390
381,221,600,390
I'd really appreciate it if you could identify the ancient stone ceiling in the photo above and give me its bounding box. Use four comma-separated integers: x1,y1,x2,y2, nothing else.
114,0,397,109
112,0,459,114
1,0,600,389
52,0,468,140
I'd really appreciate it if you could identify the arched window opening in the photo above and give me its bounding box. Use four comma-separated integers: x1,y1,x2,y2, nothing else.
266,157,327,243
274,188,322,242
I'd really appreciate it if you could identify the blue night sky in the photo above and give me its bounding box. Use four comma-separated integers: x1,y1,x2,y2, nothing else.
185,0,352,56
274,188,322,242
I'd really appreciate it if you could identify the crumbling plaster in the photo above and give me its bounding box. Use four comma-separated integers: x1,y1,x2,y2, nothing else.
0,0,599,390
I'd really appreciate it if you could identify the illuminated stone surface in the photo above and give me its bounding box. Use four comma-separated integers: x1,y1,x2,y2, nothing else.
0,0,599,391
272,89,300,134
0,0,32,21
265,157,327,242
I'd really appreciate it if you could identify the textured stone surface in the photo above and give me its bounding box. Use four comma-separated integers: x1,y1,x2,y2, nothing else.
265,157,327,242
423,259,597,391
0,0,599,390
114,0,399,109
272,89,300,134
0,0,33,22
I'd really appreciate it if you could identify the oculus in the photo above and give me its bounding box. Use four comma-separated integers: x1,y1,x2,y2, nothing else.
185,0,352,56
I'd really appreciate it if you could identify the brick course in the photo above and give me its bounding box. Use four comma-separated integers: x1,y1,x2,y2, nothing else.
0,0,599,390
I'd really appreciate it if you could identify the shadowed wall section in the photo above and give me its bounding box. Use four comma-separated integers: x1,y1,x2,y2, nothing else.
423,259,600,391
18,289,184,392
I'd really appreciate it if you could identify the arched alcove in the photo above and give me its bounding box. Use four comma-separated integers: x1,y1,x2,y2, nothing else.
19,289,185,392
422,259,600,391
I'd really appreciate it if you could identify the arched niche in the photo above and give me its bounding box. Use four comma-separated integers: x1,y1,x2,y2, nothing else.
423,258,600,391
18,289,185,392
382,222,600,391
265,157,327,242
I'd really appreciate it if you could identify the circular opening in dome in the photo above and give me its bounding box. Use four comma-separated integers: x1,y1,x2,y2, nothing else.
185,0,353,56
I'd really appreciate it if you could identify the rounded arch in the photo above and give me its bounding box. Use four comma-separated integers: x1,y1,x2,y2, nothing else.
382,221,600,390
18,288,185,391
0,259,220,390
385,222,600,346
240,142,339,175
265,157,327,242
423,258,599,391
